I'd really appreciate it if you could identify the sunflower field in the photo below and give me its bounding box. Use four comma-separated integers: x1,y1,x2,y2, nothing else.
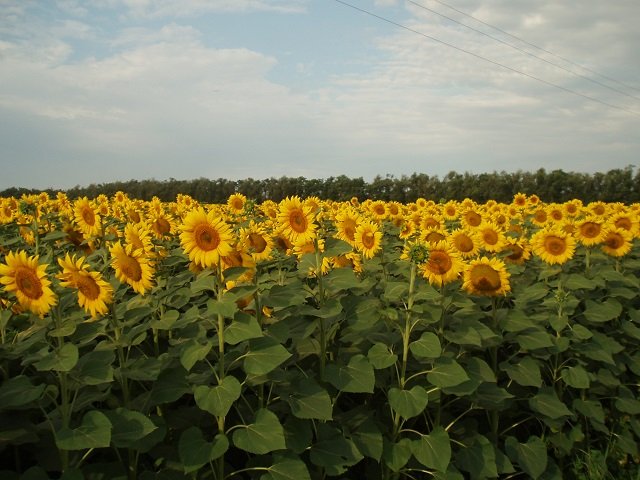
1,191,640,480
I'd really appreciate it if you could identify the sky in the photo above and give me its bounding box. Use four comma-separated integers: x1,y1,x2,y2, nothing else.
1,0,639,191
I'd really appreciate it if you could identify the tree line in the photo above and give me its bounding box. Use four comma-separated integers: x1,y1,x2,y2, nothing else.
2,166,639,204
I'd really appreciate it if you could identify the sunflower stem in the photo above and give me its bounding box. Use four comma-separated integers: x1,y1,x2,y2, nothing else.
53,307,70,473
215,262,226,480
489,297,500,447
314,238,327,380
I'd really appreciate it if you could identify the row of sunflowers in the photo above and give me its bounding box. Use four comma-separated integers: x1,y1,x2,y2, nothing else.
0,191,636,321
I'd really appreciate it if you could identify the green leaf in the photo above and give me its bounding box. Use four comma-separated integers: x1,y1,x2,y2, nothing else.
244,337,292,376
0,376,45,408
56,411,112,450
368,343,398,369
561,366,590,389
410,332,442,359
350,417,383,462
616,397,640,415
194,375,242,417
149,366,190,405
264,283,308,308
233,408,286,455
382,438,413,472
570,324,592,340
261,454,311,480
573,399,605,424
564,274,597,290
324,266,359,293
74,350,114,386
583,298,622,323
529,388,573,419
224,312,263,345
515,328,554,350
383,281,409,302
427,357,470,388
388,386,428,419
325,354,375,393
411,426,451,473
150,309,179,330
286,378,333,421
502,357,542,388
179,339,212,372
456,435,497,480
309,432,364,476
179,427,228,474
35,343,79,372
206,297,238,319
104,408,157,448
324,237,354,257
505,436,547,479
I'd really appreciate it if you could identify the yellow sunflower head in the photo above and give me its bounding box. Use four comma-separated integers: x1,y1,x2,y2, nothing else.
531,228,576,265
73,197,101,238
227,193,247,215
354,220,383,259
462,256,511,296
601,227,633,258
277,196,317,245
0,250,57,317
503,237,532,265
420,241,465,287
448,229,480,258
57,253,113,319
180,207,235,269
477,221,507,253
109,241,155,295
575,218,608,247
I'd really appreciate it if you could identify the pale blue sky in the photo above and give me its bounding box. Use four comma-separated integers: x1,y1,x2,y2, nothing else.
1,0,639,191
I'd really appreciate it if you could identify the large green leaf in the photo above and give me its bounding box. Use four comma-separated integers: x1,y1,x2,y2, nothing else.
388,386,428,419
224,312,263,345
350,417,383,461
74,350,114,386
35,343,78,372
529,388,573,419
286,378,333,421
583,298,622,323
149,366,190,405
410,332,442,359
179,339,212,372
194,375,242,417
382,438,413,472
505,436,547,479
261,454,311,480
411,426,451,473
179,427,228,474
325,354,375,393
515,328,554,350
456,434,497,480
232,408,286,455
104,408,157,448
502,357,542,387
560,366,590,389
309,430,364,476
368,343,398,369
0,376,45,408
56,411,112,450
427,357,469,388
244,337,292,376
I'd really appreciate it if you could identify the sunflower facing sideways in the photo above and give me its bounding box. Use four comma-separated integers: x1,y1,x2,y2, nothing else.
462,256,510,296
601,227,633,257
530,228,576,265
0,250,57,317
180,207,235,269
57,253,113,319
109,241,155,295
354,220,383,259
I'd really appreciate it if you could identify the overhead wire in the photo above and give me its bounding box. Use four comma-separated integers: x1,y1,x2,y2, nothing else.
406,0,640,102
427,0,640,95
332,0,640,117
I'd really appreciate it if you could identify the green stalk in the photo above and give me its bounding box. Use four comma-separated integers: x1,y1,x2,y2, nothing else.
314,238,327,380
489,297,499,446
53,307,70,472
215,262,226,480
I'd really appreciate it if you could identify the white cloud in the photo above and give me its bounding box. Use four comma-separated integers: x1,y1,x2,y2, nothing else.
116,0,309,17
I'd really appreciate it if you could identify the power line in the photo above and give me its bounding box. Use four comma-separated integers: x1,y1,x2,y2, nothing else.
332,0,640,117
427,0,640,95
406,0,640,102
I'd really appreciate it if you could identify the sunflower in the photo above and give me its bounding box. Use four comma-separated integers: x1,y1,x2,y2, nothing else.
354,220,383,259
124,222,153,255
512,193,527,209
0,250,57,317
601,227,633,257
503,237,531,265
461,209,483,229
547,204,564,223
420,227,447,245
420,214,443,231
587,201,608,217
609,211,639,237
74,197,101,238
575,218,608,246
57,253,113,319
227,193,247,215
531,228,576,265
277,196,317,245
448,229,481,258
563,199,582,217
334,208,362,246
148,211,177,239
441,201,459,221
387,201,403,220
531,208,549,227
398,220,416,240
109,241,155,295
476,221,507,253
370,200,388,222
462,256,510,296
420,241,465,287
240,221,274,262
180,207,235,268
331,251,363,273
